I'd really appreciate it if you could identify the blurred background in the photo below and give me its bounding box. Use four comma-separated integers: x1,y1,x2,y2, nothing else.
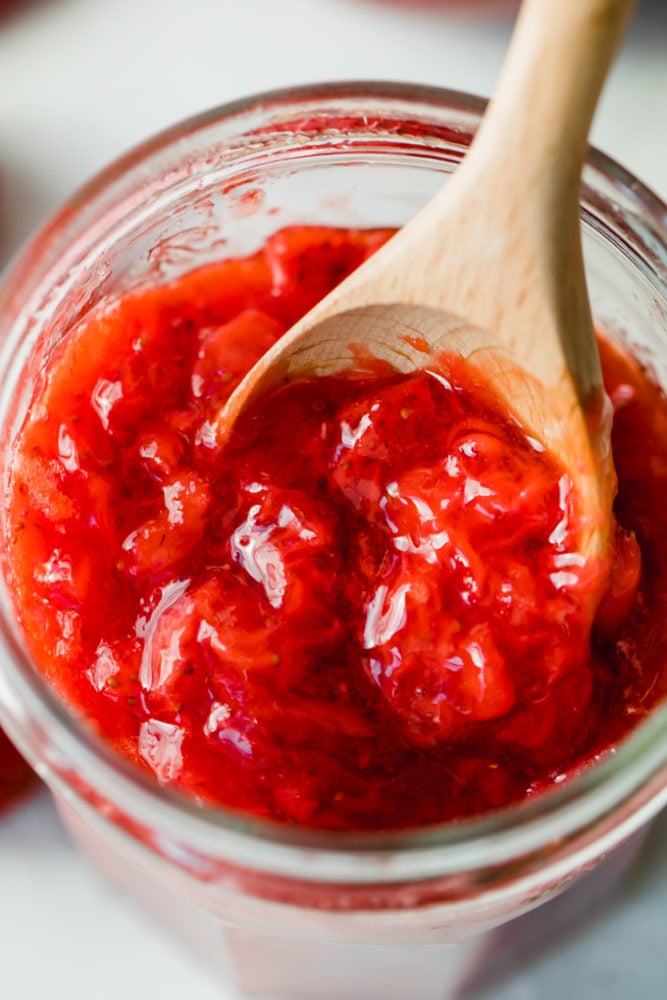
1,0,666,265
0,1,666,998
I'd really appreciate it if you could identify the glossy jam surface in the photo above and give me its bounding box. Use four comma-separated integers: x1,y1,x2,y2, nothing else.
6,226,665,830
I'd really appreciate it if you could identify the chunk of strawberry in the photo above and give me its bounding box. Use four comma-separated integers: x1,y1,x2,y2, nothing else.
228,486,341,623
192,309,285,407
263,226,393,325
137,572,306,781
11,452,76,523
170,253,274,324
121,471,212,580
498,661,593,762
363,575,515,742
132,426,188,482
330,398,390,516
142,575,285,702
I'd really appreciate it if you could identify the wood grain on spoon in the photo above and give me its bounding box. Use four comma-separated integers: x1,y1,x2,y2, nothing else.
216,0,637,572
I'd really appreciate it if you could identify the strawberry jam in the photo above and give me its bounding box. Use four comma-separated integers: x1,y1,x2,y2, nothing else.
5,226,666,830
0,729,35,814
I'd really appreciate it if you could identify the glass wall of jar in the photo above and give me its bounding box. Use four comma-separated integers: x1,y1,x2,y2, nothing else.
0,83,665,1000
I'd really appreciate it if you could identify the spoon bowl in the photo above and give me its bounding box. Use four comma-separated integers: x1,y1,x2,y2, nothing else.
218,300,613,580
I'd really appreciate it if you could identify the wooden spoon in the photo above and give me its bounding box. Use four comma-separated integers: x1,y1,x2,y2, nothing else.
215,0,637,578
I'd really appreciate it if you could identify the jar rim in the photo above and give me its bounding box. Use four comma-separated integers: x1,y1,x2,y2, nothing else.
0,80,665,884
27,79,667,217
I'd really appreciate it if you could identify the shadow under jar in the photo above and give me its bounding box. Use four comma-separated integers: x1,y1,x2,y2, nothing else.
0,82,666,1000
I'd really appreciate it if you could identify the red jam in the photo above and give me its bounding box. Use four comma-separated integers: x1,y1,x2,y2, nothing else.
0,729,35,814
6,226,665,830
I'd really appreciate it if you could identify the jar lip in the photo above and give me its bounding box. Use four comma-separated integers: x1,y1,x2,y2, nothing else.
16,78,667,251
0,80,666,879
62,80,489,203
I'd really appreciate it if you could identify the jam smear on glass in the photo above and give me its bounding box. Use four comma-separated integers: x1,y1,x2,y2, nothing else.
0,729,35,814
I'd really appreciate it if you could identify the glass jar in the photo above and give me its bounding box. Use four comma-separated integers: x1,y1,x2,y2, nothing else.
0,82,665,1000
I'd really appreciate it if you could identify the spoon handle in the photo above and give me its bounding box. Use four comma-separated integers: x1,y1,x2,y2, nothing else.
316,0,637,405
470,0,638,200
448,0,639,398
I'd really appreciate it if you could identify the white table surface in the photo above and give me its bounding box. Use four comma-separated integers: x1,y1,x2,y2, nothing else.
1,1,666,997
